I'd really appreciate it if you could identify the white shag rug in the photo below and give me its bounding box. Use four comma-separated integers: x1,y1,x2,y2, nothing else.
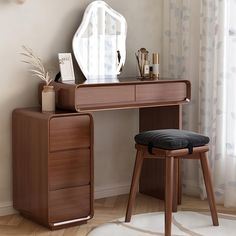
87,211,236,236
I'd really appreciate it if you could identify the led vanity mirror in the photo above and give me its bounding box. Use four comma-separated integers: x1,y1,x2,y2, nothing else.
72,1,127,80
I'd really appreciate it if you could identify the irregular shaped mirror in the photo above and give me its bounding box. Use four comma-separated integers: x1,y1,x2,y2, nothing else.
72,1,127,80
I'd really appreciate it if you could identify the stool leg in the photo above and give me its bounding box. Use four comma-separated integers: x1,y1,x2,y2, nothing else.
125,150,144,222
177,159,182,205
172,158,178,212
200,153,219,226
165,156,174,236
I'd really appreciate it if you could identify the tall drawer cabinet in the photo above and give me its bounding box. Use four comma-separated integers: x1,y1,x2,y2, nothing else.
12,108,94,229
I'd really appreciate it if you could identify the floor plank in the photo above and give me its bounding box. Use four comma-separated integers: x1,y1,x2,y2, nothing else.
0,194,235,236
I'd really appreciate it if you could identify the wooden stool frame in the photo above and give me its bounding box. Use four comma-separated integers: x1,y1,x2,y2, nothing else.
125,144,219,236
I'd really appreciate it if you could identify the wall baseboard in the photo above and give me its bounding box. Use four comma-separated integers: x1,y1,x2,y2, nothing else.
0,201,16,216
95,180,200,200
0,182,200,216
182,180,200,197
0,184,131,217
94,182,130,199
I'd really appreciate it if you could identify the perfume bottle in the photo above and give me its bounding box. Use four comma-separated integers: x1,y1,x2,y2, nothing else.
149,65,153,79
152,53,159,78
144,60,150,77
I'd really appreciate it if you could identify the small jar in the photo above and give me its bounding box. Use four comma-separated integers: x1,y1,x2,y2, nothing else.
42,85,55,112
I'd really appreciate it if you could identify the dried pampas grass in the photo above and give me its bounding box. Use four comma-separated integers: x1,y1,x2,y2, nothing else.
21,46,52,86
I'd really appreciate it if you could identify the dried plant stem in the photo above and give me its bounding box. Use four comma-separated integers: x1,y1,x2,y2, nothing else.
21,46,52,86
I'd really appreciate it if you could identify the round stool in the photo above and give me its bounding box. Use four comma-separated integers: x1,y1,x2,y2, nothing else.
125,129,219,236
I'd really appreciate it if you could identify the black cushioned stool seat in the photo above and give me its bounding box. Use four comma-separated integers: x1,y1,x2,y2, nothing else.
135,129,210,154
125,129,218,236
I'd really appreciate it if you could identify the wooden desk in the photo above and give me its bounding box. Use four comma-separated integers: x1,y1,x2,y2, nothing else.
50,77,191,201
14,77,190,229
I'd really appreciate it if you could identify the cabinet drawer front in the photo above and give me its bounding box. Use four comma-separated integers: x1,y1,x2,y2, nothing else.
76,85,135,108
49,149,91,190
136,83,187,103
50,115,91,152
49,185,91,223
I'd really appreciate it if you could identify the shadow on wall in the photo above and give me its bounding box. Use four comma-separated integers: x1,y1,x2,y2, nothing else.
51,7,87,82
0,0,26,5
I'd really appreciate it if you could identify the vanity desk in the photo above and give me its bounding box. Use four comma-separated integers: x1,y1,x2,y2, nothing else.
13,77,190,229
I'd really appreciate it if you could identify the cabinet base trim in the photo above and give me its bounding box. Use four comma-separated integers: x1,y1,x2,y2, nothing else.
52,215,92,227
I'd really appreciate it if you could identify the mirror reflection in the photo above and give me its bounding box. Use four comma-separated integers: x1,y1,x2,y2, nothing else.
73,1,127,80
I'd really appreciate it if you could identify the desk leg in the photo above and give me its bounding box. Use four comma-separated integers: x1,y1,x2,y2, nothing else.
139,105,182,208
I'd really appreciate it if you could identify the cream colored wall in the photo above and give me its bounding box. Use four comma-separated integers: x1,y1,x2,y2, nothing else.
0,0,163,214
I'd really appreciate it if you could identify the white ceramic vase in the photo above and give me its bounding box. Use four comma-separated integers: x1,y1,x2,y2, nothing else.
42,85,55,112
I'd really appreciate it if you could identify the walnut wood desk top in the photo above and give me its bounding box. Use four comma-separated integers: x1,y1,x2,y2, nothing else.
60,76,190,87
40,77,191,112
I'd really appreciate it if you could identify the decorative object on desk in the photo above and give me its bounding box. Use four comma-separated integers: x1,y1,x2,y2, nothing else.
72,1,127,80
152,53,159,78
149,65,153,79
58,53,75,82
144,60,150,77
21,46,55,112
41,85,55,112
136,48,149,78
136,49,160,79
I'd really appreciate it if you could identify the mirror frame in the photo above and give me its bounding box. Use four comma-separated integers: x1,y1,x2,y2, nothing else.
72,1,127,79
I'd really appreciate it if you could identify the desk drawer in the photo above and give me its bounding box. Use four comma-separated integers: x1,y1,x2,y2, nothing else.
49,185,91,222
136,83,187,103
76,85,135,109
49,115,91,152
49,149,91,190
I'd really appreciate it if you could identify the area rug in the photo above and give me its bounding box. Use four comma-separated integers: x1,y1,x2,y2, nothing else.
87,211,236,236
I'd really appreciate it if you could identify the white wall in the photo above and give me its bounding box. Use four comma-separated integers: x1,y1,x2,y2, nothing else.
0,0,163,214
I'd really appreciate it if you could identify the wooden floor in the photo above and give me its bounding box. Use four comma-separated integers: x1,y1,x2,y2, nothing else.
0,194,236,236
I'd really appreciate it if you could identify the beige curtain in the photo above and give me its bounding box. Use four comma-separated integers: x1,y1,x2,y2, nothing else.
162,0,236,207
162,0,201,196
